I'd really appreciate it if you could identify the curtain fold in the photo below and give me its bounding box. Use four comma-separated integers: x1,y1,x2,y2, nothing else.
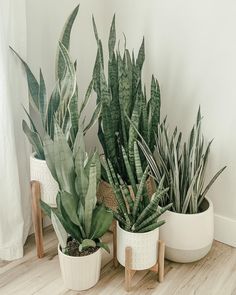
0,0,31,261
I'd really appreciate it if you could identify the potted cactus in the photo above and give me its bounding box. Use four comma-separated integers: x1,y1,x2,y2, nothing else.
139,108,226,263
41,125,113,291
11,5,99,206
104,147,171,270
93,16,159,208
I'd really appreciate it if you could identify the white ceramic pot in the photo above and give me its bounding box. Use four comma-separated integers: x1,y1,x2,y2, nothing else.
58,245,102,291
117,222,159,270
160,198,214,263
30,153,59,207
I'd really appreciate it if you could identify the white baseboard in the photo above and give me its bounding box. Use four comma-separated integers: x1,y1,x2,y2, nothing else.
214,214,236,247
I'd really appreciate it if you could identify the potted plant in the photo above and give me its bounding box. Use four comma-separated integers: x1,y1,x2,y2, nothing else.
93,16,159,208
104,147,172,270
11,5,99,206
139,108,226,263
41,125,113,291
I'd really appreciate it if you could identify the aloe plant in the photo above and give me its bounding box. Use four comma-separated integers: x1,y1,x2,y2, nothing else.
11,5,99,160
92,16,160,182
104,142,172,233
138,108,226,214
41,124,113,254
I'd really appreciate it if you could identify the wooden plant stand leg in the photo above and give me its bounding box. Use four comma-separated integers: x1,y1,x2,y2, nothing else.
31,181,44,258
112,221,118,268
158,240,165,282
125,247,136,292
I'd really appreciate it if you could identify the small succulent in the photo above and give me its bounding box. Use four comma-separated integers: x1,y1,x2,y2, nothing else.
41,124,113,254
139,107,226,214
104,142,172,233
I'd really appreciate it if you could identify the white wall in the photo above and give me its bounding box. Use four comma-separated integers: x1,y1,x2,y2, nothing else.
26,0,236,246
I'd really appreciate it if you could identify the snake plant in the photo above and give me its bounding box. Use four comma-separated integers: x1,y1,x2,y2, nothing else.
138,107,226,214
41,124,113,254
93,16,160,182
104,142,172,233
11,5,99,160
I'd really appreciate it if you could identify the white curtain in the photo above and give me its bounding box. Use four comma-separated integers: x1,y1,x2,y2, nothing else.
0,0,31,260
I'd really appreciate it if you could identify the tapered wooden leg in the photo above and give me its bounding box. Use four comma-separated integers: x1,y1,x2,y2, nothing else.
113,220,118,268
158,240,165,282
31,181,44,258
125,247,136,292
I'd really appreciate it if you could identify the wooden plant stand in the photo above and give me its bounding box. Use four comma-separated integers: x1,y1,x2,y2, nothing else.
31,180,44,258
112,221,165,292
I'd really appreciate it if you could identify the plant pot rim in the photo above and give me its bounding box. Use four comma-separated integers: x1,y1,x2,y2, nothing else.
58,244,101,259
30,152,45,162
117,221,159,236
162,197,213,217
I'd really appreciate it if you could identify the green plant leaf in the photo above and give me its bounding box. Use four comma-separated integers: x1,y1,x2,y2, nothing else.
22,120,44,159
56,4,79,80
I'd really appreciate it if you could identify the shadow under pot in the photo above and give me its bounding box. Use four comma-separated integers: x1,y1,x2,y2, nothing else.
159,198,214,263
116,222,159,270
58,245,102,291
30,153,59,207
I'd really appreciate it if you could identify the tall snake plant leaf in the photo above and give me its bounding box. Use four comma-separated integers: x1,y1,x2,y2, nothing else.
198,166,226,206
84,161,97,237
108,14,116,60
43,134,58,182
79,80,94,115
60,191,86,237
121,146,137,194
58,41,77,105
68,85,79,143
53,123,76,195
51,211,68,251
136,37,145,71
132,166,149,219
22,120,44,159
74,129,88,205
128,89,141,170
10,47,39,109
83,102,102,134
90,205,113,239
56,4,79,81
39,69,47,126
46,81,60,138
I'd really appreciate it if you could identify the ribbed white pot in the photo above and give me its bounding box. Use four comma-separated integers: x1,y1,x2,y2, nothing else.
58,245,101,291
160,198,214,263
30,153,59,207
117,222,159,270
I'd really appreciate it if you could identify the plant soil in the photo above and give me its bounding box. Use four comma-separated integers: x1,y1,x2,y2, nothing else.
65,239,99,257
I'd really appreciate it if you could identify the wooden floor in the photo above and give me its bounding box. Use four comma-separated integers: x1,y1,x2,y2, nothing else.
1,227,236,295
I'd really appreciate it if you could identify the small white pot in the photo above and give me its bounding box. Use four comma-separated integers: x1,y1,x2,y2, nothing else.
160,198,214,263
117,222,159,270
30,153,59,207
58,245,102,291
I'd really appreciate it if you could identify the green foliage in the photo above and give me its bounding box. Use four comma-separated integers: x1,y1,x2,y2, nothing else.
41,125,113,254
104,144,171,233
11,5,99,159
92,15,161,182
139,107,226,214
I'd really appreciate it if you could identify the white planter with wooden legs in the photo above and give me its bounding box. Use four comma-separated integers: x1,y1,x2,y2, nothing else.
160,198,214,263
58,246,102,291
30,153,59,207
113,222,165,292
117,222,160,270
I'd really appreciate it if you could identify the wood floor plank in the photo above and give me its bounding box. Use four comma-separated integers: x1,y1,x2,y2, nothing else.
0,227,236,295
